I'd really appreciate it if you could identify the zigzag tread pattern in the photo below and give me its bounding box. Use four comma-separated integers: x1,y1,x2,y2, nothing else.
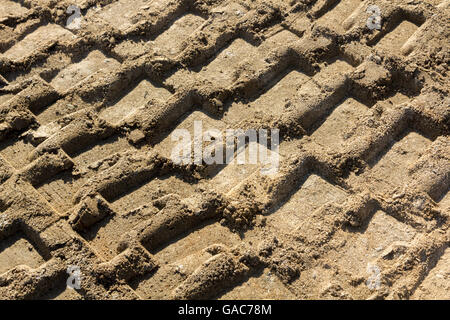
0,0,448,300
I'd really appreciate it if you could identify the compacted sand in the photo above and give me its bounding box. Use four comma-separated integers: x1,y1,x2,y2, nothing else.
0,0,448,300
